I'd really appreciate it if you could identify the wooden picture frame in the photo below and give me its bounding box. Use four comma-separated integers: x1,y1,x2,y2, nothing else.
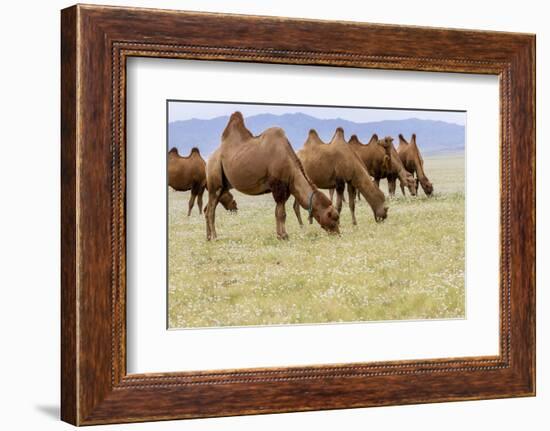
61,4,535,425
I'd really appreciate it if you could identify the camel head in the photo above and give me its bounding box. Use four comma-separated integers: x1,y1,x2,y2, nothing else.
309,190,340,234
219,191,238,213
370,186,389,222
377,136,393,149
419,177,434,196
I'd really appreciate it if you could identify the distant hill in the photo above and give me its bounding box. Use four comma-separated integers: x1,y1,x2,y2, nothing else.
168,113,465,158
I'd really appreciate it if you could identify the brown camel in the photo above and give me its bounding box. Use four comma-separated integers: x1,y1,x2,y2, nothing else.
397,134,434,196
348,134,417,196
293,128,388,226
205,112,340,240
168,147,237,216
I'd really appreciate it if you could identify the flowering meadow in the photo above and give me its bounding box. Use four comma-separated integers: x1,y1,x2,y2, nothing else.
168,154,465,328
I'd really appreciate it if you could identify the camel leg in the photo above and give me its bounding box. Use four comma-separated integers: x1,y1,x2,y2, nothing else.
399,179,406,196
348,183,357,226
335,181,345,214
374,177,381,188
187,193,197,216
335,190,344,214
293,198,304,227
270,180,291,239
205,190,221,240
388,178,397,197
197,190,204,215
275,202,289,240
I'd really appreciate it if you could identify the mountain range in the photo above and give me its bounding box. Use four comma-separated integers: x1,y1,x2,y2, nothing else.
168,113,465,158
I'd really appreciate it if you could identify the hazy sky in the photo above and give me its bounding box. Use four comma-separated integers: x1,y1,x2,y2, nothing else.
168,101,466,126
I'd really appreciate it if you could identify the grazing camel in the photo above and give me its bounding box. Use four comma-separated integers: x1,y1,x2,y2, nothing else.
205,112,340,240
397,134,434,196
293,128,388,226
348,134,417,196
168,147,237,216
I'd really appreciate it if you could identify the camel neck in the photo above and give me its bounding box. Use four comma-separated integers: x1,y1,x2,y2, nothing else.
291,168,316,209
414,156,427,180
353,169,383,210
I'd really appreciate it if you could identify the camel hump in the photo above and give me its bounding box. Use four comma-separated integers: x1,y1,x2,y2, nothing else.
410,133,417,144
398,134,408,144
331,127,345,142
348,134,360,144
168,147,179,155
222,111,253,140
190,147,201,155
305,129,324,146
367,133,379,145
264,126,286,138
230,110,245,124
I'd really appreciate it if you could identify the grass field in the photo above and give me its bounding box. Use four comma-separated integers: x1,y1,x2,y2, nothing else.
168,153,465,329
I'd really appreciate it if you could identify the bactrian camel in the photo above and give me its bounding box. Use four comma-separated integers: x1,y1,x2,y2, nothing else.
348,134,417,196
397,134,433,196
205,112,340,240
168,147,237,216
294,128,388,226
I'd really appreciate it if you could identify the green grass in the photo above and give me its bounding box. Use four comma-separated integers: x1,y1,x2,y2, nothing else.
168,154,465,328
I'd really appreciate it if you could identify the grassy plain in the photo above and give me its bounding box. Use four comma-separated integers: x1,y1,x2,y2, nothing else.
168,153,465,328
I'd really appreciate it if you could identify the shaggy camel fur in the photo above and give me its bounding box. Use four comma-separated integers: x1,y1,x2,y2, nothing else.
294,128,388,226
205,112,340,240
168,147,237,216
397,134,434,196
348,134,417,196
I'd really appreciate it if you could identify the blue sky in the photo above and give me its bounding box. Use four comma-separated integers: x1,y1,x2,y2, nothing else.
168,101,466,126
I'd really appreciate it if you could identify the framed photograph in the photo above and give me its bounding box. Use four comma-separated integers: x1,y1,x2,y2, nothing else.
61,4,536,425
